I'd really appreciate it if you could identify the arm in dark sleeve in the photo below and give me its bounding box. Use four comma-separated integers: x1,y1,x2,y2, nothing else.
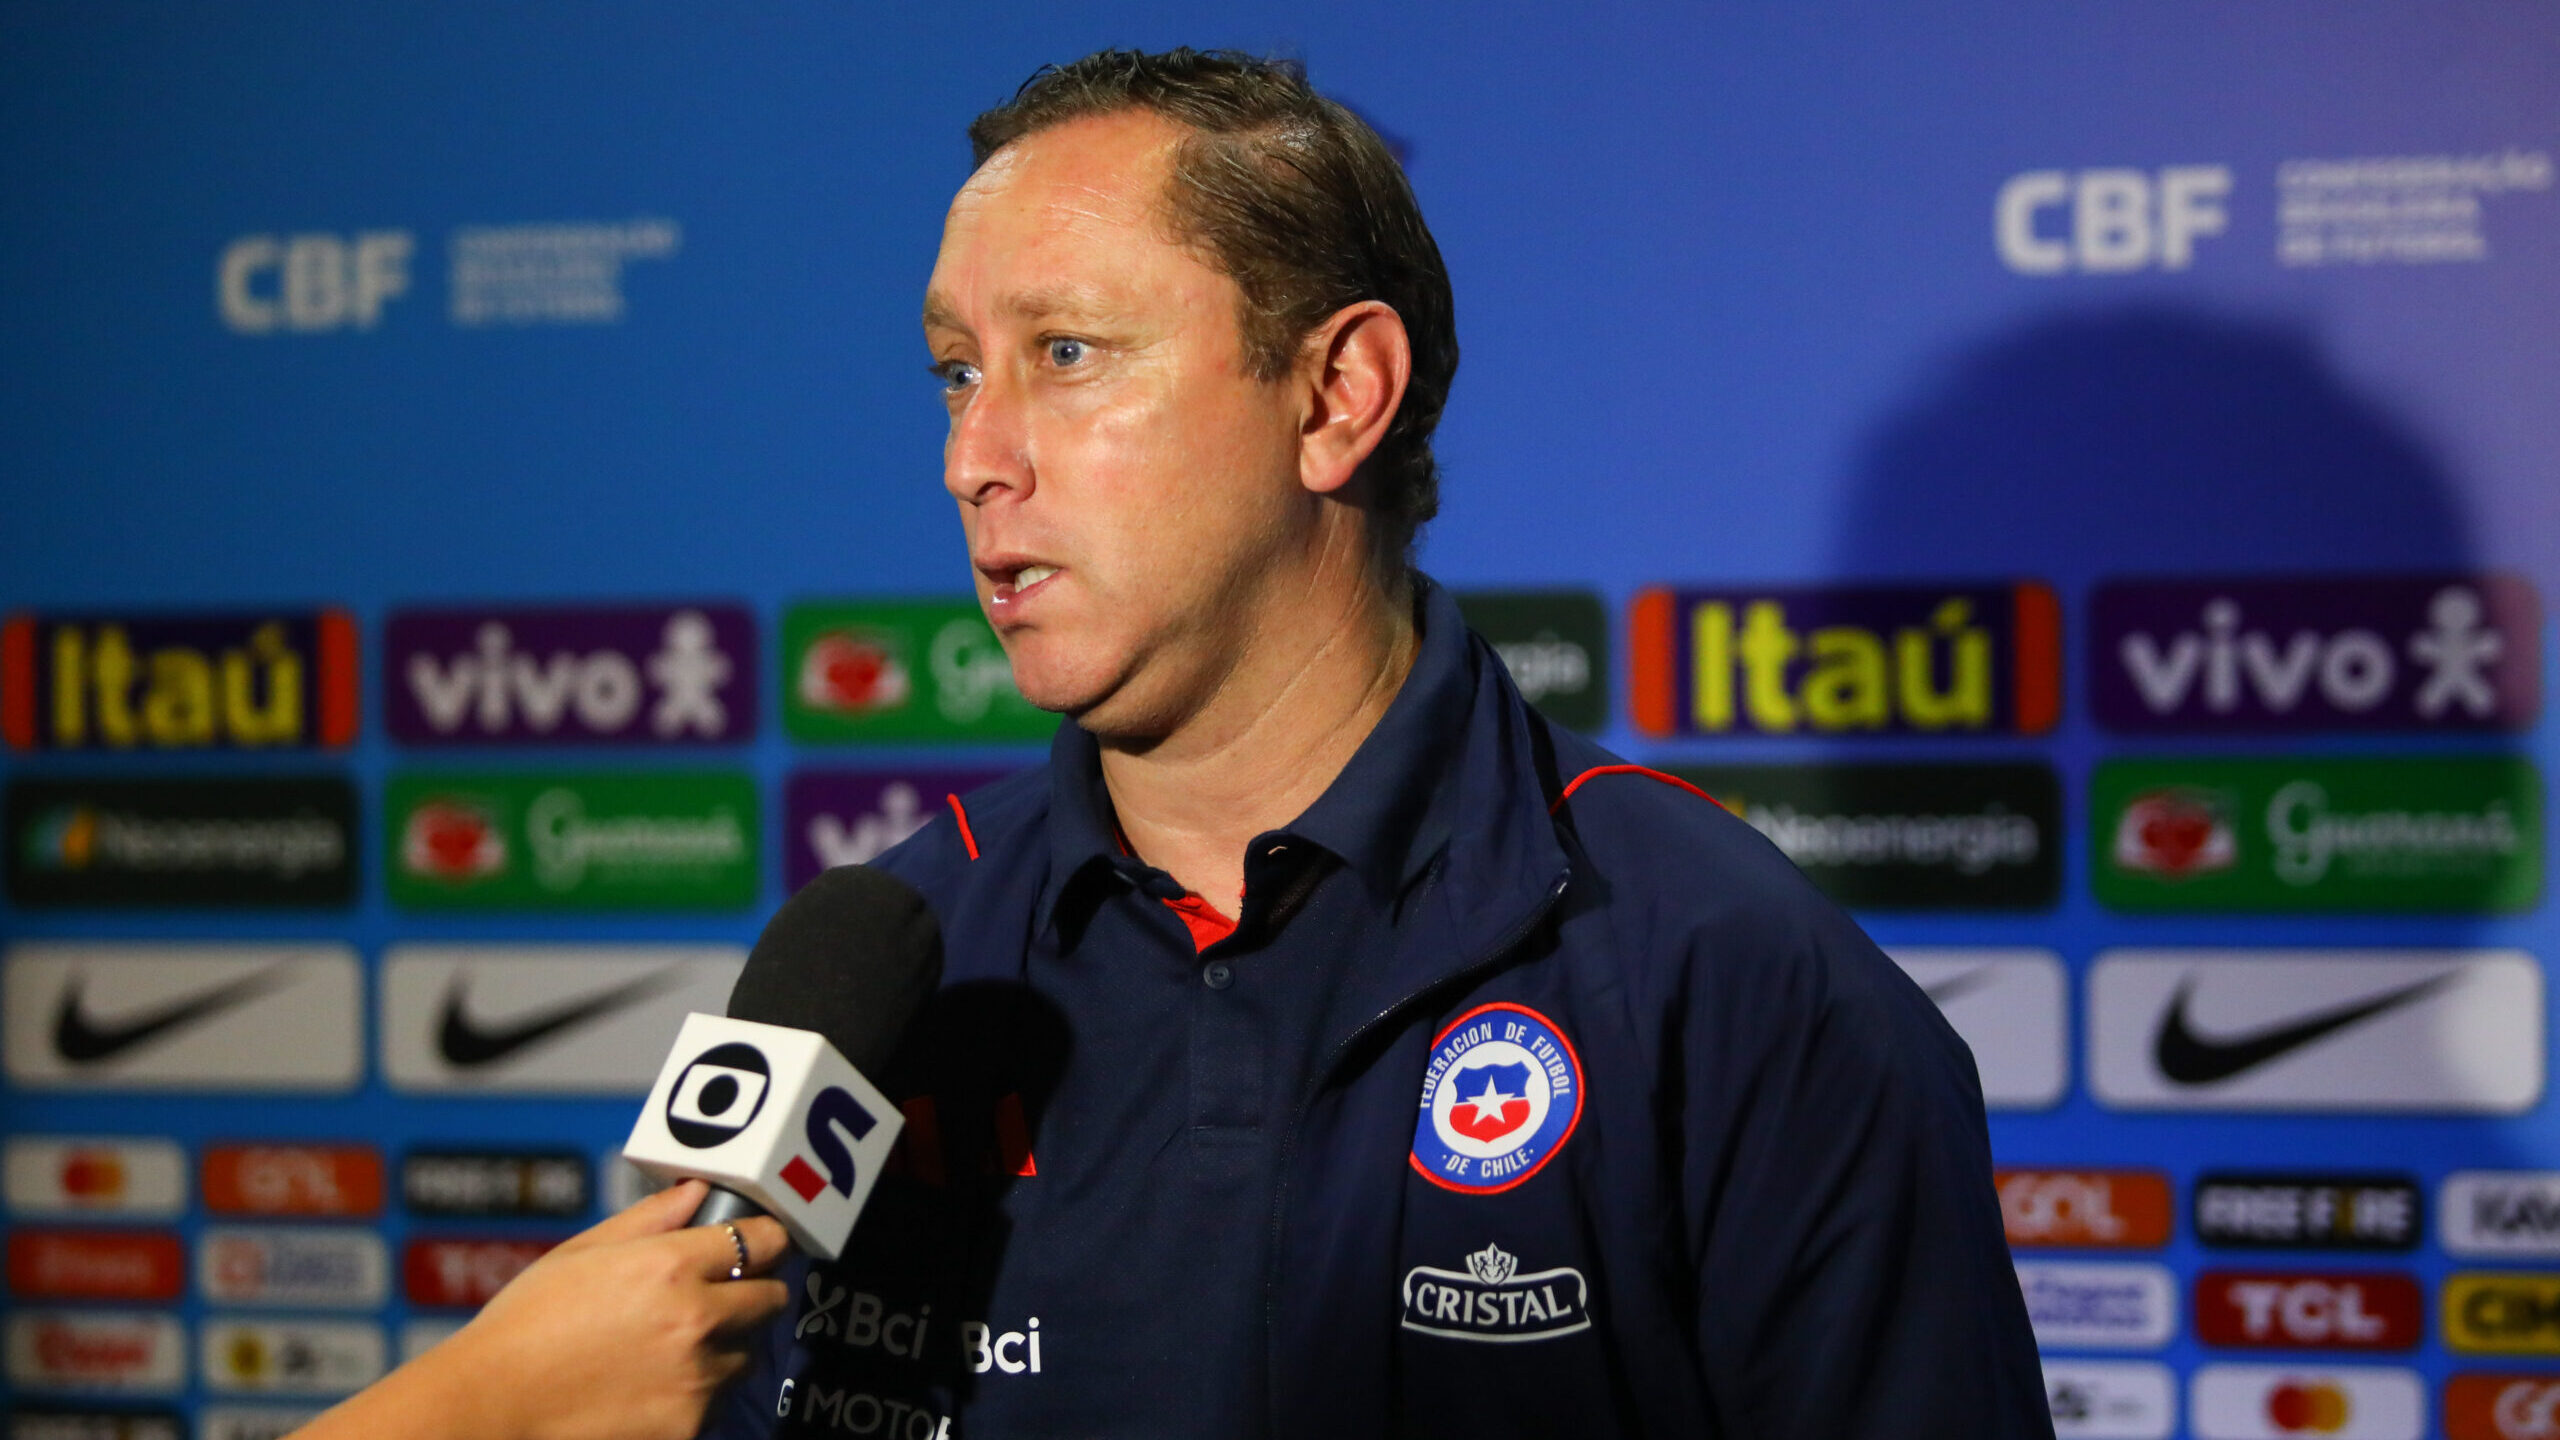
1681,900,2053,1440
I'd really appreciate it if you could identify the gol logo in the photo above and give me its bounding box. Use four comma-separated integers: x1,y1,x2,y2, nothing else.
203,1145,384,1218
2447,1273,2560,1354
400,799,508,881
1996,1169,2172,1248
2447,1376,2560,1440
2267,1379,2353,1434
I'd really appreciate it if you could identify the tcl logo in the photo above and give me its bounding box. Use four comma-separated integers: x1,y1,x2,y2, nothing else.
204,1145,384,1217
1998,1169,2172,1248
2196,1271,2423,1351
404,1238,554,1309
5,1230,184,1301
2446,1376,2560,1440
1995,166,2232,274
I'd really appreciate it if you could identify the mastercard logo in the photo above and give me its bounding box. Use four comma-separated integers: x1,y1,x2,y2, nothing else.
2267,1380,2352,1433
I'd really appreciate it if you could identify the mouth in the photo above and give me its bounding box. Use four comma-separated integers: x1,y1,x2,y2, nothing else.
983,560,1063,609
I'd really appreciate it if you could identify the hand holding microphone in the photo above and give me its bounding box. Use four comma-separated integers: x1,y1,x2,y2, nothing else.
284,867,940,1440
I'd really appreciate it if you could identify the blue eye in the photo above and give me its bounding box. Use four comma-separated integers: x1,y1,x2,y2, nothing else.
931,360,979,393
1047,337,1087,367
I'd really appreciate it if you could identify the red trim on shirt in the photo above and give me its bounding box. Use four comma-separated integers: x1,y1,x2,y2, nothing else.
1163,891,1239,953
947,793,980,860
1550,764,1721,814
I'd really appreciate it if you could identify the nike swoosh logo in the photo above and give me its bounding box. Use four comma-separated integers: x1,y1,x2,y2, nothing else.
1921,967,1997,1008
2152,970,2461,1086
52,963,298,1064
436,968,687,1068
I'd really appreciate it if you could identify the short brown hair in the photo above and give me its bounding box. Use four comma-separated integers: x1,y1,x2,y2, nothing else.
969,49,1457,574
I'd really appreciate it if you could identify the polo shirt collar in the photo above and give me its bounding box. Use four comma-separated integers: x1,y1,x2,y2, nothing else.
1034,577,1475,932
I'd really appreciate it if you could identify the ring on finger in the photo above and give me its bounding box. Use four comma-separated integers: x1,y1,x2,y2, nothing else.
722,1221,749,1281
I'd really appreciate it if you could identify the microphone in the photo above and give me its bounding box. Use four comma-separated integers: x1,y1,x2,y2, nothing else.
620,865,945,1260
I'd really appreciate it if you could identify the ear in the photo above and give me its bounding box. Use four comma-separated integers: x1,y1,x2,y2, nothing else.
1296,300,1411,497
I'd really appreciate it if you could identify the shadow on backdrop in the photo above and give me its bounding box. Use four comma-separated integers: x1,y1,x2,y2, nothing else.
1838,306,2473,579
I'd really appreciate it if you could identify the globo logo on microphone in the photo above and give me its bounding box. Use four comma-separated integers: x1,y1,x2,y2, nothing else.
622,1014,903,1261
666,1043,772,1148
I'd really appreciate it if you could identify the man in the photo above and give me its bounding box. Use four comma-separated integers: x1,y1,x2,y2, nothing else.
712,48,2048,1439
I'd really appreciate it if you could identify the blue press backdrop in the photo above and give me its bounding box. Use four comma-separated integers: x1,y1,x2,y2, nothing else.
3,1,2556,1429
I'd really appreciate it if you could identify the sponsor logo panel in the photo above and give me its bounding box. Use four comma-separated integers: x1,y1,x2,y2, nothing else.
6,1407,186,1440
782,768,1015,893
2091,757,2542,913
2,945,361,1092
2189,1364,2422,1440
402,1150,589,1219
198,1228,388,1308
1997,1169,2173,1249
1672,765,2061,911
1891,949,2068,1107
1626,581,2062,739
2445,1173,2560,1258
1454,590,1610,733
194,1408,325,1440
3,1312,185,1395
2015,1261,2178,1350
2194,1271,2423,1351
404,1239,556,1309
2446,1273,2560,1355
2087,950,2543,1113
384,604,754,746
2043,1359,2176,1440
1,612,358,752
5,777,356,909
1398,1243,1591,1343
381,945,744,1093
2195,1175,2421,1251
198,1318,383,1396
3,1139,185,1220
2093,574,2540,733
384,772,757,909
782,600,1057,744
5,1233,183,1302
202,1146,384,1219
2445,1374,2560,1440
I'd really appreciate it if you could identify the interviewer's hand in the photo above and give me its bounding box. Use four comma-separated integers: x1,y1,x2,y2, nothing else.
288,1179,791,1440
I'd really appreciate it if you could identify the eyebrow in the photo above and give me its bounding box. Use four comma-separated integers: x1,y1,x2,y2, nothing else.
921,282,1119,334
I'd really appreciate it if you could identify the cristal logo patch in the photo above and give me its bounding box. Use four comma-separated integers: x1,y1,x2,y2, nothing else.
1411,1002,1583,1195
1400,1242,1592,1343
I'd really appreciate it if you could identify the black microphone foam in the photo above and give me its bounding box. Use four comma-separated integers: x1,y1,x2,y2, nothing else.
725,864,944,1078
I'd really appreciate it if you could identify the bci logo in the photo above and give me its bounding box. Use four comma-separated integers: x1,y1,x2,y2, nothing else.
1995,166,2232,274
219,231,415,334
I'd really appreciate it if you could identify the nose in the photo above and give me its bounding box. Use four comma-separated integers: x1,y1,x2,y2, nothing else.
943,371,1033,508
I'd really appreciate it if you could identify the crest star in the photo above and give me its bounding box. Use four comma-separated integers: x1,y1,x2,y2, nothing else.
1461,1076,1522,1126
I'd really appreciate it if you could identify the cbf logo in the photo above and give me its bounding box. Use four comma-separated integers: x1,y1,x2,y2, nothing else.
1412,1003,1584,1194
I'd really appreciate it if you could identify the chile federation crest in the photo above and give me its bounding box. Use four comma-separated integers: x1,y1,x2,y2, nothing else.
1411,1002,1585,1195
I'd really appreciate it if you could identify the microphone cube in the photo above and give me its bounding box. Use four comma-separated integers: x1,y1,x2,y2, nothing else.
622,1013,902,1260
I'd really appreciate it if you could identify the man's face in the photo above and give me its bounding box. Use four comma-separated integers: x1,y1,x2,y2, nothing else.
922,109,1312,735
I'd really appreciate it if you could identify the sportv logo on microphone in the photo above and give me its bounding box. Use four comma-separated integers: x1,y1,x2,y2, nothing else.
623,1014,903,1260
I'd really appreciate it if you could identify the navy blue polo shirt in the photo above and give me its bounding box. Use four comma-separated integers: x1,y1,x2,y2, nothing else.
765,596,1472,1438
